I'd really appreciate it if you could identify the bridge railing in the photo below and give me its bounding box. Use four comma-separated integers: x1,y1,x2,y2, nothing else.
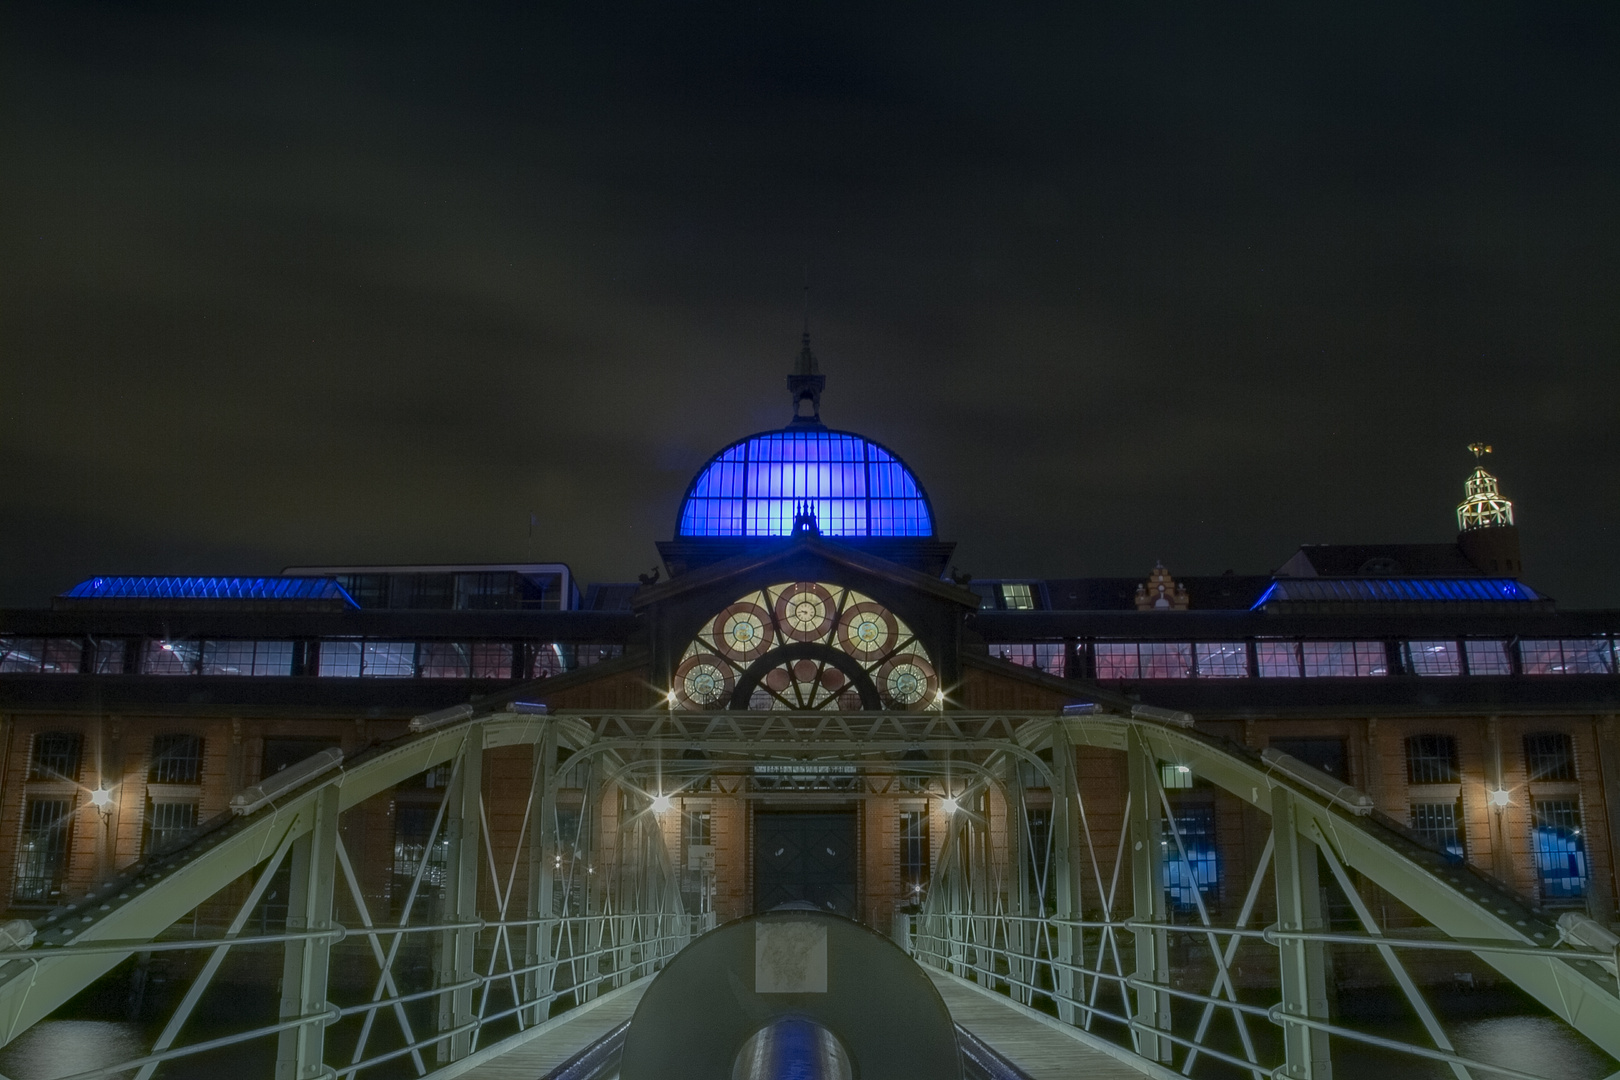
0,714,698,1080
911,713,1620,1080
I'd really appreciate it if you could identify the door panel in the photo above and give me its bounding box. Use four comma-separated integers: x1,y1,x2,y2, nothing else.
754,811,858,917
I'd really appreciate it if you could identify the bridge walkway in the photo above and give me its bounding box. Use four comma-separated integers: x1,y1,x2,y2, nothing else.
441,962,1167,1080
441,978,651,1080
926,968,1173,1080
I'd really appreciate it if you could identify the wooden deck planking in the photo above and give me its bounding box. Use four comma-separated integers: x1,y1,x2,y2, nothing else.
440,978,651,1080
927,968,1176,1080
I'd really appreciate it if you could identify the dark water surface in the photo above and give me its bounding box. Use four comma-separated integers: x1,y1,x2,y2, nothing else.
0,991,1612,1079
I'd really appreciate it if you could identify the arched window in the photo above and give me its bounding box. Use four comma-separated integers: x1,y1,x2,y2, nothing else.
674,582,937,711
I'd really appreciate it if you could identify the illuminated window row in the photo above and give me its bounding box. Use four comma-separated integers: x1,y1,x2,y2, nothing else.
0,637,623,679
983,637,1620,679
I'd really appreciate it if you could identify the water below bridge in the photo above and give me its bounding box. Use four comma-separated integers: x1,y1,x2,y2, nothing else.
0,985,1611,1080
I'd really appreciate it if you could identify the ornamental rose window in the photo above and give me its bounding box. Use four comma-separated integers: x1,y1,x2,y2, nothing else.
674,581,938,711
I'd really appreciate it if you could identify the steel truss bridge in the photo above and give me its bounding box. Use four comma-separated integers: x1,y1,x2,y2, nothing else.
0,706,1615,1080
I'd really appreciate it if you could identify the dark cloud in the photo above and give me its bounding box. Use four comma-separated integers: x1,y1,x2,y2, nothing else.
2,2,1616,604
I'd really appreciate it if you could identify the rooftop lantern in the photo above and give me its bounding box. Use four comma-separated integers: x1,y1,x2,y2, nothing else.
1455,443,1522,577
1457,443,1515,531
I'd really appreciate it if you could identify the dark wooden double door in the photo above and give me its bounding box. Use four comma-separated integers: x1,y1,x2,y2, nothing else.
753,810,858,918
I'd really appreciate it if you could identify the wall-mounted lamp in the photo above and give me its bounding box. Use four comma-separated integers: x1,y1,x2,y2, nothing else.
650,794,673,815
940,796,959,815
1488,788,1512,810
89,785,114,822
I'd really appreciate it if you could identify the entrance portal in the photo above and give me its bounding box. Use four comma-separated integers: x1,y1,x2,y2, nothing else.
753,810,858,917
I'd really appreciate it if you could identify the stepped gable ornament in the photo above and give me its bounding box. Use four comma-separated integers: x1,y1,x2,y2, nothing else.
1134,561,1190,610
1457,442,1515,531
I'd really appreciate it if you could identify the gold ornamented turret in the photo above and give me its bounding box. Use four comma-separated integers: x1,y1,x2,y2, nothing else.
1134,562,1189,610
1457,443,1514,531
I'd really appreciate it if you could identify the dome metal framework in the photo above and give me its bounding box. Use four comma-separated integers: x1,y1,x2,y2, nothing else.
676,429,934,538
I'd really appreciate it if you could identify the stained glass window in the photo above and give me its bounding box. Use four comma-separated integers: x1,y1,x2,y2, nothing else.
677,430,933,537
1531,800,1587,900
1163,805,1219,910
675,582,937,711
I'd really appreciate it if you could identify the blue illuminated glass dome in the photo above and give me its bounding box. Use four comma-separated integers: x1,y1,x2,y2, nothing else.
677,429,935,538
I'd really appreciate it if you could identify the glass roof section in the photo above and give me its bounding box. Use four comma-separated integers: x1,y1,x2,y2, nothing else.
678,429,934,538
1252,577,1541,608
61,576,357,604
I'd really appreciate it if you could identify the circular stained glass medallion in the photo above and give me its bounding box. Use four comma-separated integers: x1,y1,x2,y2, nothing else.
675,654,733,708
878,654,936,708
774,583,836,641
837,602,898,660
711,602,773,662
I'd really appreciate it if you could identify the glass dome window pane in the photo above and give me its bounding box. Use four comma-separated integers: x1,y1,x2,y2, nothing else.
678,429,933,537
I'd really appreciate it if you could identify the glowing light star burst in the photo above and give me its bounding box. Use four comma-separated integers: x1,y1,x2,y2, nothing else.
650,794,673,814
941,796,959,815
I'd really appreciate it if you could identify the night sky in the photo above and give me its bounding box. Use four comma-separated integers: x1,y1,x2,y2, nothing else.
3,3,1617,607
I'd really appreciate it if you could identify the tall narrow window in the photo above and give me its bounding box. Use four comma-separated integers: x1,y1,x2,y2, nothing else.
149,734,203,784
684,809,712,849
1524,733,1575,782
146,801,198,853
30,732,82,782
1023,807,1052,904
1163,805,1219,911
14,799,73,903
1269,738,1347,780
1409,802,1465,860
1531,800,1587,900
391,803,448,913
899,809,930,902
1405,735,1459,784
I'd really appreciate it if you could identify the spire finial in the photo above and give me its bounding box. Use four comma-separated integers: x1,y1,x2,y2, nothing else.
786,276,826,426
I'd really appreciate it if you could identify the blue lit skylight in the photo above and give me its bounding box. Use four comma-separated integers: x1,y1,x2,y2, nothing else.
61,576,357,604
677,429,934,538
1252,578,1541,608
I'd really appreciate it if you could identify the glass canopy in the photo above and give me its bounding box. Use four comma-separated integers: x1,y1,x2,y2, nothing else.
677,429,934,538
